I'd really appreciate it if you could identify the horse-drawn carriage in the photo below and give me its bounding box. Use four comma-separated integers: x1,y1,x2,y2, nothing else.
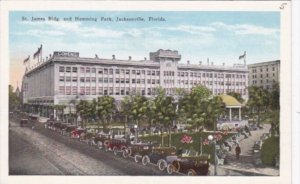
166,154,210,176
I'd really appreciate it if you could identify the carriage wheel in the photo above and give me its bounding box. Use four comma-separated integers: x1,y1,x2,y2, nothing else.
134,155,141,163
187,169,196,176
142,155,150,166
113,147,118,156
122,150,129,158
158,159,167,171
167,164,174,174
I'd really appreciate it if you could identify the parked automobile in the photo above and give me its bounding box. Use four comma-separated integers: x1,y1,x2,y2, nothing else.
166,154,210,176
93,133,111,149
123,142,158,162
71,128,86,139
141,146,177,171
104,138,129,155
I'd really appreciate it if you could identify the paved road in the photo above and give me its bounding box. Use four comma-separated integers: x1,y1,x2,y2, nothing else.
9,118,178,176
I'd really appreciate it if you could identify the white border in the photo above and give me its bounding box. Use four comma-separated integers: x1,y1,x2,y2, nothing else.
0,1,292,184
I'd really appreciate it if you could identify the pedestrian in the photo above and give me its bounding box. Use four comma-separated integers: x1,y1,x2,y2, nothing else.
235,144,241,159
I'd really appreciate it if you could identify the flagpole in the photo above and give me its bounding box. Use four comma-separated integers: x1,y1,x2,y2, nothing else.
244,51,246,66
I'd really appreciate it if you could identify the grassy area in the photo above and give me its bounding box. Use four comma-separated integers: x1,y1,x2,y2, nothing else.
140,131,235,157
261,136,279,166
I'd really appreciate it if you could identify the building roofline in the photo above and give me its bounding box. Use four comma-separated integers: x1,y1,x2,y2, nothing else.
247,60,280,66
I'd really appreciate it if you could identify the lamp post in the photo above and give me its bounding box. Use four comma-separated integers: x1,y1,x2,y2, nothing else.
208,134,217,176
134,124,138,143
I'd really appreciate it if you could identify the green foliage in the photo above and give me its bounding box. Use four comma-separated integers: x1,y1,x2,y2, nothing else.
9,85,20,111
261,136,279,166
97,96,116,130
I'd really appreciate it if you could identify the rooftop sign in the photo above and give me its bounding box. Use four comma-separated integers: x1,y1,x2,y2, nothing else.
53,51,79,58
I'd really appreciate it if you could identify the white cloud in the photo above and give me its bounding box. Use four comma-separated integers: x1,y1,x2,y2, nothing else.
211,22,279,36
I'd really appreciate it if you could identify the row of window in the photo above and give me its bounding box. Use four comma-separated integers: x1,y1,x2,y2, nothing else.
252,79,277,84
252,73,276,79
58,86,246,96
59,66,247,79
251,66,277,73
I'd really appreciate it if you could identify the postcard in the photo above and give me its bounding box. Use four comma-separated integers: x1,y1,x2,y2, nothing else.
0,1,293,184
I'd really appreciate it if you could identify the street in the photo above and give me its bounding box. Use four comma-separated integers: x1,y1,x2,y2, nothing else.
9,118,176,176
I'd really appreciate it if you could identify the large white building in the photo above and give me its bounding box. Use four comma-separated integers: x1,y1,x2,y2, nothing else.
248,60,280,91
22,49,248,118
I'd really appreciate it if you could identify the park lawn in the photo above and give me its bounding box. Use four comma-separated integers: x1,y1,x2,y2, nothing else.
261,136,279,166
140,131,235,156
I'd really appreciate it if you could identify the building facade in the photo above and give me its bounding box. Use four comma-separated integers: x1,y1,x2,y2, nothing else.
22,49,248,118
247,60,280,91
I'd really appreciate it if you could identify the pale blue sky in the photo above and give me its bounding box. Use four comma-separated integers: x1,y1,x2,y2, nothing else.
10,11,280,87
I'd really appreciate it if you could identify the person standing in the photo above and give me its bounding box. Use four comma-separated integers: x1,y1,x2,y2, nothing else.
235,144,241,159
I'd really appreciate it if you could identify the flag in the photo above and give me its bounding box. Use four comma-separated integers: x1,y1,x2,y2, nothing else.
23,55,30,64
33,44,42,59
239,51,246,60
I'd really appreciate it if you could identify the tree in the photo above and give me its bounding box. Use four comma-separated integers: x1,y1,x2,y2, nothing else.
121,94,148,141
247,86,270,126
76,100,91,127
178,85,212,131
96,96,115,133
152,87,177,146
9,85,20,112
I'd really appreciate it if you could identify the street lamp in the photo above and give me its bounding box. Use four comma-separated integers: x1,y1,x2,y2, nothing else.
134,124,138,143
208,134,217,176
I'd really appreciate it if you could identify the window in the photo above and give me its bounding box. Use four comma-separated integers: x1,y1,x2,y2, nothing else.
98,78,103,83
104,69,108,74
86,77,90,82
98,69,103,74
59,86,65,95
91,68,96,73
147,71,151,75
103,89,108,95
157,80,160,84
147,79,151,84
66,77,71,82
80,67,85,73
109,87,113,95
86,87,90,95
98,87,103,95
126,78,129,83
137,79,140,84
72,78,77,82
66,86,71,95
66,67,71,72
141,79,145,84
152,71,155,75
126,70,130,74
116,78,120,83
92,87,96,95
121,78,125,83
91,77,96,82
136,70,140,75
72,67,77,73
80,77,85,82
109,78,113,83
152,79,155,84
59,66,65,72
109,69,113,74
59,76,64,82
116,69,120,74
72,87,77,95
121,69,124,74
86,67,90,73
132,70,136,74
132,79,136,83
142,70,145,75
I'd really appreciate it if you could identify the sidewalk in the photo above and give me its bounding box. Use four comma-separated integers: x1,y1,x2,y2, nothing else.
211,124,279,176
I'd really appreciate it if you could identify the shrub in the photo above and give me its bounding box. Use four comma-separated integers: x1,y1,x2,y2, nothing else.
261,136,279,166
